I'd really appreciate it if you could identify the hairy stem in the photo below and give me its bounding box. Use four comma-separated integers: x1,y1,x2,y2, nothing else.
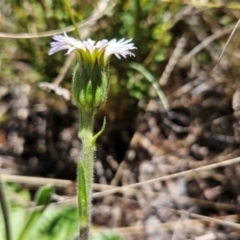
78,109,95,240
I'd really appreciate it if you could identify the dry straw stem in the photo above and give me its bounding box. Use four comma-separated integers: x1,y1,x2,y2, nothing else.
4,183,240,235
160,0,240,10
3,175,240,233
92,155,240,198
91,219,203,235
2,173,239,212
90,196,240,234
214,18,240,72
10,194,240,234
180,24,236,65
0,0,116,39
1,174,73,188
3,156,240,195
38,0,115,92
111,131,148,186
159,34,187,86
3,155,240,211
91,214,240,236
73,196,240,234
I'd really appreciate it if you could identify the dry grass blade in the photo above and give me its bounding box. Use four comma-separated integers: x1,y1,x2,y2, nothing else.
39,0,116,92
159,0,240,9
2,173,240,212
181,25,234,65
92,214,240,234
213,18,240,72
159,34,187,86
1,174,73,188
0,0,116,39
93,156,240,198
3,156,240,200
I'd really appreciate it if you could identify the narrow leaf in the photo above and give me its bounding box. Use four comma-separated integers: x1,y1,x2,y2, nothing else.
17,184,54,240
77,161,88,226
130,62,169,110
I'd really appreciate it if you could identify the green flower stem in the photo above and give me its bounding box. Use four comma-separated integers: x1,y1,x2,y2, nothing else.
77,109,96,240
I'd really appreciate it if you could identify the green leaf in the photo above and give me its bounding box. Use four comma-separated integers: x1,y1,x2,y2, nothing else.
17,184,54,240
91,117,106,147
129,62,169,110
77,161,88,227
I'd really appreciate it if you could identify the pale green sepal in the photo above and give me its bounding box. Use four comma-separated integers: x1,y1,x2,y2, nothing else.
72,60,109,112
77,160,88,226
72,62,82,107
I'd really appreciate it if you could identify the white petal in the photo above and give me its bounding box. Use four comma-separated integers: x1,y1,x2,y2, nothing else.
83,39,96,52
105,38,137,59
96,40,108,50
48,33,136,60
48,33,79,55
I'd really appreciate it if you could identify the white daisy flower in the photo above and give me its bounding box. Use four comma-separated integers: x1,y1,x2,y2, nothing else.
48,32,136,64
49,33,136,110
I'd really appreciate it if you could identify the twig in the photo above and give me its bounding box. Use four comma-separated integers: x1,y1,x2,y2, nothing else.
0,0,116,39
3,173,240,212
41,0,115,90
93,155,240,198
214,18,240,72
53,54,75,86
159,34,188,86
110,131,142,186
180,25,234,65
95,200,240,233
1,174,72,188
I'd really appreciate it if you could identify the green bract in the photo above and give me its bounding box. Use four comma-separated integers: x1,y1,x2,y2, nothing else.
72,58,109,111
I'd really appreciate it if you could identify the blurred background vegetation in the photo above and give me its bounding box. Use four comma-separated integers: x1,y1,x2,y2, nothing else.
1,0,240,239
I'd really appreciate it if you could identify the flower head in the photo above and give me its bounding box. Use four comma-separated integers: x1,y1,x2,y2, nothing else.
49,33,136,111
49,33,136,65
